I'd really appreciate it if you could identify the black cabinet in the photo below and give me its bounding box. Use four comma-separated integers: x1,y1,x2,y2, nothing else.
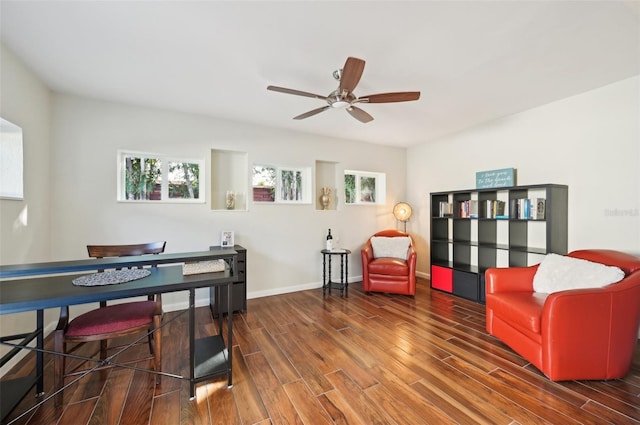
209,245,246,315
453,270,479,301
430,184,568,303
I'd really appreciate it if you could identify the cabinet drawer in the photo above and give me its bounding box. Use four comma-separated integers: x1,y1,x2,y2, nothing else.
209,245,247,316
453,270,479,301
210,282,246,316
431,265,453,293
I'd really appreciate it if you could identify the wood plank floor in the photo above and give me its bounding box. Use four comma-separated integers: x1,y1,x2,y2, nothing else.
4,278,640,424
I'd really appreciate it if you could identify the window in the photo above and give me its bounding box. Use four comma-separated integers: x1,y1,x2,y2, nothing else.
117,151,204,203
0,118,24,200
252,164,311,203
344,170,386,205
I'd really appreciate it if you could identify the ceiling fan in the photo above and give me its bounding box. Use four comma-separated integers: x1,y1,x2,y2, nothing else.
267,57,420,123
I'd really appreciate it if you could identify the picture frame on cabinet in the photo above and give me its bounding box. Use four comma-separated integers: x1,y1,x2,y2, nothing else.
221,231,234,247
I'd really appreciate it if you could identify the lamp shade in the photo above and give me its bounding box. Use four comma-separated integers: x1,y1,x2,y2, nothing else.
393,202,413,222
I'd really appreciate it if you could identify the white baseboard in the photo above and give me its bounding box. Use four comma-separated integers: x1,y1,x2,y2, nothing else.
416,270,430,279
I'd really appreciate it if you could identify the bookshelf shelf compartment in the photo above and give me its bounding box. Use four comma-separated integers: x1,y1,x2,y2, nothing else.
430,184,568,303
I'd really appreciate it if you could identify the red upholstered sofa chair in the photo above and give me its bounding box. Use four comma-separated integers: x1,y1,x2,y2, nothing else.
486,249,640,381
361,229,417,296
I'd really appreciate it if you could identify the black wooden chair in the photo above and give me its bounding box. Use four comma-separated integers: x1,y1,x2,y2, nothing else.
53,241,165,406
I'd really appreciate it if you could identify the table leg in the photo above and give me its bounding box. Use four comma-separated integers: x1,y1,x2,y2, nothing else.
328,255,332,294
345,255,349,293
189,289,196,400
322,253,327,295
36,309,44,396
340,255,345,296
227,281,233,388
226,256,234,387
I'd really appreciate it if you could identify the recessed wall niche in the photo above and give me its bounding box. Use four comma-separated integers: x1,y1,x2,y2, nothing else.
210,149,248,211
315,160,338,211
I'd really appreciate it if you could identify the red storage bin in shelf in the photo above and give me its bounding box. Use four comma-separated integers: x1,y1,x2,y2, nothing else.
431,265,453,293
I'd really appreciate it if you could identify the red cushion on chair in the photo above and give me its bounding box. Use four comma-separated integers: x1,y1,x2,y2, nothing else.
487,291,547,334
368,258,409,276
66,300,156,337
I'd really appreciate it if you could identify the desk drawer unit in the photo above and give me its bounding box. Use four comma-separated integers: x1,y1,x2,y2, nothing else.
210,245,246,315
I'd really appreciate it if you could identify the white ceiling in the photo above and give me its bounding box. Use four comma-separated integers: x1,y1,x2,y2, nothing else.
1,1,639,148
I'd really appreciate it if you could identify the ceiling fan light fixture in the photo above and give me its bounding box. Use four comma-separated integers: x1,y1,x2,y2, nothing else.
267,56,420,122
331,100,351,109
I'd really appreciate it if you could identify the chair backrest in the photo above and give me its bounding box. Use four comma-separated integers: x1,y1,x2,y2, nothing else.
370,230,414,250
568,249,640,276
372,229,411,240
367,229,415,261
87,241,166,258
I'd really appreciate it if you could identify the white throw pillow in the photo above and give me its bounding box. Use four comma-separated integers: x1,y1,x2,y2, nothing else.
532,253,625,294
370,236,411,260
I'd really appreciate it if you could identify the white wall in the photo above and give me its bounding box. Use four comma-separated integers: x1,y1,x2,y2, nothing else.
407,76,640,274
0,44,52,263
49,93,407,312
0,44,56,373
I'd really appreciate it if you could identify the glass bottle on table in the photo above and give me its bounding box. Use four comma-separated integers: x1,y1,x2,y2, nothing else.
326,229,333,251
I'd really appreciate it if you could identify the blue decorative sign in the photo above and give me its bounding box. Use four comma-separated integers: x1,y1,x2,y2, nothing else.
476,168,516,189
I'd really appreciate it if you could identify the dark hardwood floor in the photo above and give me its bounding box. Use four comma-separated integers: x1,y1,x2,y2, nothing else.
3,278,640,424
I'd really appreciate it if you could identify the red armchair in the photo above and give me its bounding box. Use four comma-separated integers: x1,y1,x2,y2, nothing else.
361,229,417,296
486,249,640,381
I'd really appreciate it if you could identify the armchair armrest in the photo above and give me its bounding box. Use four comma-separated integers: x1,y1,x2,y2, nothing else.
361,243,374,263
361,244,373,284
541,275,640,380
407,249,417,292
407,248,417,273
485,265,538,294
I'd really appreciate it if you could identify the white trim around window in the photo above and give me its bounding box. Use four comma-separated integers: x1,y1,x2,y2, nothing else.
344,169,386,205
252,164,312,204
117,150,205,203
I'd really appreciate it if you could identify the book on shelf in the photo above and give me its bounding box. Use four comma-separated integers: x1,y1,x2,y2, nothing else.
521,199,529,219
509,199,518,219
512,199,528,219
470,200,479,218
457,200,480,218
482,200,506,219
510,198,546,220
458,199,512,219
531,198,546,220
458,200,470,218
438,201,452,217
494,200,505,217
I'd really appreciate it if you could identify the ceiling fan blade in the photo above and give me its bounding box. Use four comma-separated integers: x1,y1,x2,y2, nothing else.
267,85,327,100
347,106,374,123
293,106,331,120
339,57,365,93
359,92,421,103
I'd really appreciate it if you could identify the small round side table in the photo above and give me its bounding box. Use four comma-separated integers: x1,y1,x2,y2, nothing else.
321,249,351,296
